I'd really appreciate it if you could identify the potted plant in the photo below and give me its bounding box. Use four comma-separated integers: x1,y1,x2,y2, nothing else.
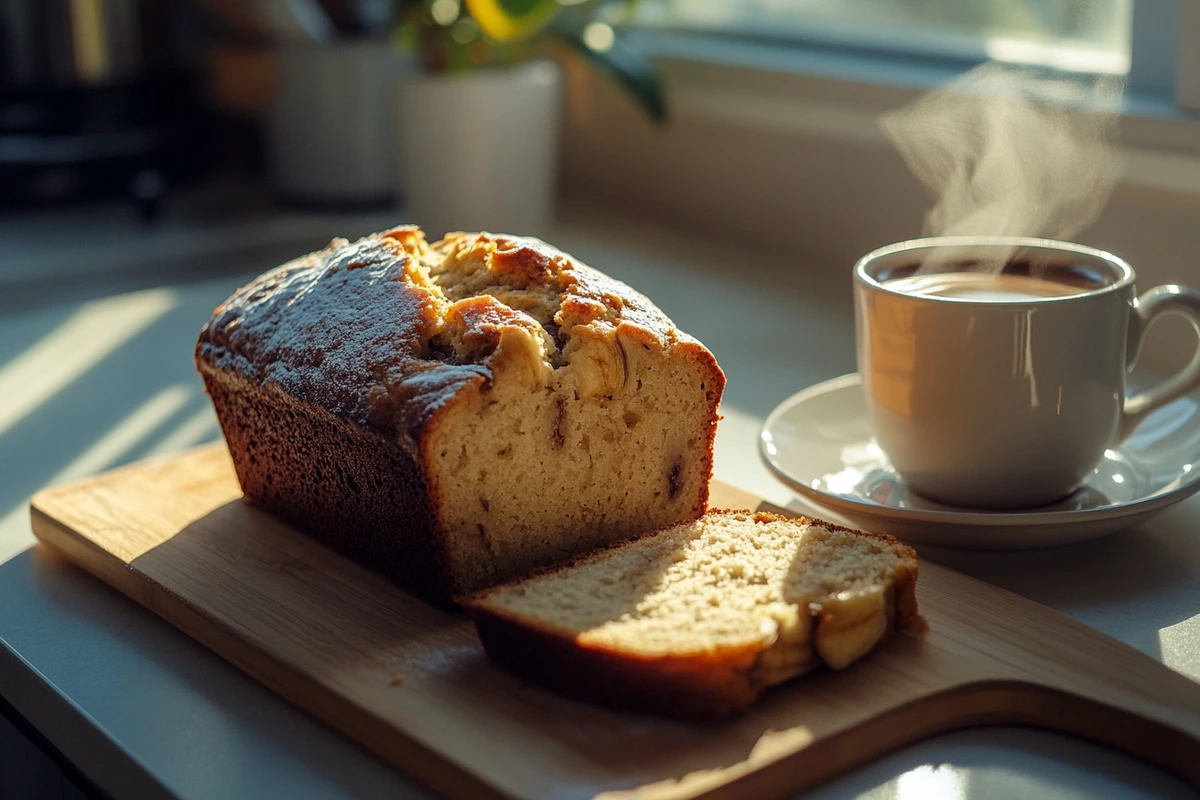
392,0,664,236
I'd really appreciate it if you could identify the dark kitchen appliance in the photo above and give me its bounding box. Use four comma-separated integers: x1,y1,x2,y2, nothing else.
0,0,214,215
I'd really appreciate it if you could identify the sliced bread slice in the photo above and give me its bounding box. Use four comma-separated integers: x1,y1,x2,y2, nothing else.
462,510,924,716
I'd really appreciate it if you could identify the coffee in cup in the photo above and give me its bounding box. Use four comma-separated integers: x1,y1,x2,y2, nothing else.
883,269,1092,302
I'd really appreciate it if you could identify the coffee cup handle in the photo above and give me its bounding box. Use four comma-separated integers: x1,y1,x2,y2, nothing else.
1120,285,1200,441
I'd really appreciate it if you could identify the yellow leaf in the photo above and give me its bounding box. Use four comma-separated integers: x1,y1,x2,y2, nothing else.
465,0,560,42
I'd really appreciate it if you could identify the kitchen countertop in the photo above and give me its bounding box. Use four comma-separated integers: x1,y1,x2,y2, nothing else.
0,203,1197,800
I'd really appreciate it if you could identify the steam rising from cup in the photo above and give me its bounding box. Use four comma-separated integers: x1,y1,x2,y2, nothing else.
879,63,1125,273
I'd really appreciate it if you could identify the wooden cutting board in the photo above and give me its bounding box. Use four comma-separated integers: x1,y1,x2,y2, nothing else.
30,445,1200,799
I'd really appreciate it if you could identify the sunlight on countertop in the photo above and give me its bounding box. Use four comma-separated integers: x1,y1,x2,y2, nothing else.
1159,615,1200,681
0,286,225,567
0,289,175,438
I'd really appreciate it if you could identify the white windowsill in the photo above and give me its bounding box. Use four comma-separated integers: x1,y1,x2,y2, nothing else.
631,30,1200,197
560,28,1200,353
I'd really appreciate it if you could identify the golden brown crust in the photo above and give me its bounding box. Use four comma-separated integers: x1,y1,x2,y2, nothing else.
465,510,926,716
890,561,927,635
195,227,709,444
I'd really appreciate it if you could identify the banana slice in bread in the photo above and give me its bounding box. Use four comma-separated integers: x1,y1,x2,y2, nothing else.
463,511,924,716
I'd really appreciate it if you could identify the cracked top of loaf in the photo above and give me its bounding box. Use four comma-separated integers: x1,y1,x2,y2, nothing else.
196,227,714,444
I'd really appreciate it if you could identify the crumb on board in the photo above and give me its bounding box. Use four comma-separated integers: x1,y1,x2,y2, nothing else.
389,674,405,686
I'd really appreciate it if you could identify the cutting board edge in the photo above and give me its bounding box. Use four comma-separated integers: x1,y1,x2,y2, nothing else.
29,504,520,800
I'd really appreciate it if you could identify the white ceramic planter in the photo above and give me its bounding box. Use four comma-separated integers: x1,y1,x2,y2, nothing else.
394,61,562,237
269,41,404,206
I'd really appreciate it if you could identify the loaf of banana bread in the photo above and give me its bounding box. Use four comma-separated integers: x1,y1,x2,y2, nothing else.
196,227,725,604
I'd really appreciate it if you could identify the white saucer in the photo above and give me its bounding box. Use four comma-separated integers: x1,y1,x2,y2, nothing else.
759,373,1200,549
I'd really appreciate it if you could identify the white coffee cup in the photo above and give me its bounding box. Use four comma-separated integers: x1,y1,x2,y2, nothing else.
854,237,1200,509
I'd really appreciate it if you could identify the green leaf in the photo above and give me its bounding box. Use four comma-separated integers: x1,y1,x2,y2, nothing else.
493,0,553,14
556,26,666,123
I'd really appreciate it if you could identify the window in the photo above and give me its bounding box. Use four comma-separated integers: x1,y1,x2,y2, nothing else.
637,1,1134,75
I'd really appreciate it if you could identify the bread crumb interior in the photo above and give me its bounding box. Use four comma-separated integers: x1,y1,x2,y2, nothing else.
402,231,721,594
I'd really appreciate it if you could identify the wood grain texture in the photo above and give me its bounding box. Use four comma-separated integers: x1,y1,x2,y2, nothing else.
29,445,1200,800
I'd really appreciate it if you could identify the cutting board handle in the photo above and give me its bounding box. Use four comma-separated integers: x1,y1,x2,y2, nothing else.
720,678,1200,798
938,681,1200,786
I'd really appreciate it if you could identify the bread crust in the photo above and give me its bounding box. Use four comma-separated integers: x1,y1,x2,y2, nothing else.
196,228,725,604
198,363,458,605
474,607,764,717
465,511,925,716
196,228,714,442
